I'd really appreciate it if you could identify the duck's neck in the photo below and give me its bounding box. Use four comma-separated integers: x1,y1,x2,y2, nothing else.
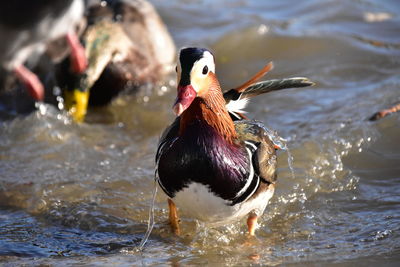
179,84,237,144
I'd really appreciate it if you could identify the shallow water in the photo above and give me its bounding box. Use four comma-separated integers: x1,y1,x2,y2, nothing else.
1,0,400,265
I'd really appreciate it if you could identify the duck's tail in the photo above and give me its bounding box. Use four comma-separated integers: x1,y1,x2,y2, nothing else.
224,62,315,118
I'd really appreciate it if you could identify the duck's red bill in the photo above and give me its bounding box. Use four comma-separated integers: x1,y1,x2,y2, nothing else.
14,64,44,101
66,32,87,74
173,85,196,116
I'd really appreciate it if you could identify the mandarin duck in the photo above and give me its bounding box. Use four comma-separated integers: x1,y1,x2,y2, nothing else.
0,0,87,101
156,47,314,235
57,0,175,122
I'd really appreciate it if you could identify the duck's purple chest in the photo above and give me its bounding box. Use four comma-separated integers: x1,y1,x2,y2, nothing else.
157,119,251,203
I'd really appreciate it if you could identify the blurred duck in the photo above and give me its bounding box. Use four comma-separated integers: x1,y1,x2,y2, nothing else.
156,47,314,235
57,0,175,122
0,0,87,101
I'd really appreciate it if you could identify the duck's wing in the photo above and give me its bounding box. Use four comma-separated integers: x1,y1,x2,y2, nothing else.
156,117,180,168
235,120,277,184
223,62,315,120
154,117,181,197
226,77,315,100
225,77,314,120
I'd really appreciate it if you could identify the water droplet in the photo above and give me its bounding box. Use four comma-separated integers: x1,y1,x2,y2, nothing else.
287,148,296,179
257,24,269,35
169,79,176,87
100,160,110,166
138,180,158,250
373,230,392,241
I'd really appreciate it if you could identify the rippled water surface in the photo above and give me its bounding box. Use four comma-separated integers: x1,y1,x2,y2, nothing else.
1,0,400,265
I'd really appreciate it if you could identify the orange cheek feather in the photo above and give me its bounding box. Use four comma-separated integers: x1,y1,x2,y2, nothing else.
192,74,212,97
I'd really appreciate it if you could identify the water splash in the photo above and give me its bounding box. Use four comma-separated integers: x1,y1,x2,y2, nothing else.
35,102,49,116
34,102,72,125
286,148,296,179
137,178,158,251
258,121,296,179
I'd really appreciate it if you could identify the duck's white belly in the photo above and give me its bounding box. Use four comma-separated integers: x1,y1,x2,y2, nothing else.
170,182,274,226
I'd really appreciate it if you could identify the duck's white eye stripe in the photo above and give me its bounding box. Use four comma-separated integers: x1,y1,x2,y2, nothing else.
191,53,215,80
198,51,215,73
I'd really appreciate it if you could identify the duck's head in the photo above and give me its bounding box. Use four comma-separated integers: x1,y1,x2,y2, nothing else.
173,47,217,116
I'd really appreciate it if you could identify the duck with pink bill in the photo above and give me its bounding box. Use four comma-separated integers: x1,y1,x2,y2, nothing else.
0,0,87,101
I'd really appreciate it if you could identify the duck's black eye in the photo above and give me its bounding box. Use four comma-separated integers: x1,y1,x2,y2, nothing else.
175,66,178,72
202,65,208,75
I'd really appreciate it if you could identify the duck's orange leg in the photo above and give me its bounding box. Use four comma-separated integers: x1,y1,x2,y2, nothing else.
168,198,180,235
247,213,258,236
